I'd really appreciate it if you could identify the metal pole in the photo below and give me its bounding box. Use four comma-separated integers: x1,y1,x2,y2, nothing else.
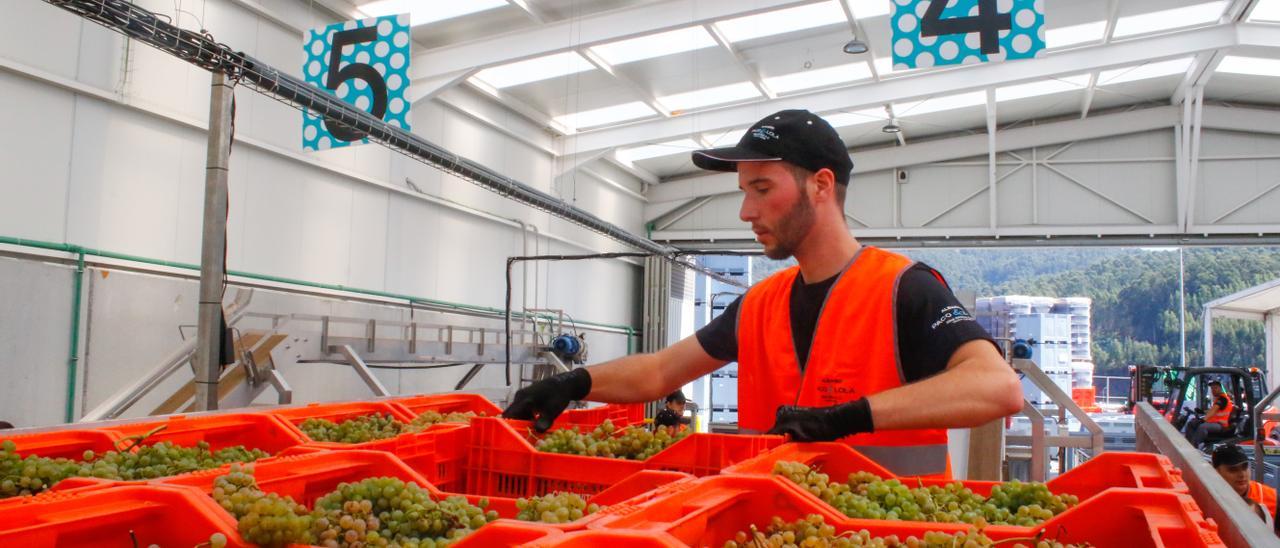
194,72,234,411
1179,247,1187,368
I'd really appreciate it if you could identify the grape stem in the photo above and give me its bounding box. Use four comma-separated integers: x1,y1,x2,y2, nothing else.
113,424,169,452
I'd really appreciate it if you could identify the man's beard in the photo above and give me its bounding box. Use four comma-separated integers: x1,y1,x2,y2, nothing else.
762,189,816,260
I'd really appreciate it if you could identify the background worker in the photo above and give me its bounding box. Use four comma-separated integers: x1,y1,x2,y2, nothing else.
1211,444,1276,529
1186,379,1234,448
653,391,692,430
504,109,1023,478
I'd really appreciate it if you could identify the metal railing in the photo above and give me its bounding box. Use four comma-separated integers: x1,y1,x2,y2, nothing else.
1134,402,1280,548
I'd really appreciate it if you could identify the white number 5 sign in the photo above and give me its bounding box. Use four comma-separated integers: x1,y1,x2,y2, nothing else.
891,0,1044,70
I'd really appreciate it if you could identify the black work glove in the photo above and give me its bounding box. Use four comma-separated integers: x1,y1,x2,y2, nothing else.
765,398,873,442
502,368,592,432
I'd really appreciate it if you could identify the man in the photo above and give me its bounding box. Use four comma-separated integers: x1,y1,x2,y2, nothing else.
1211,444,1276,529
653,391,692,430
1186,379,1234,448
504,109,1023,478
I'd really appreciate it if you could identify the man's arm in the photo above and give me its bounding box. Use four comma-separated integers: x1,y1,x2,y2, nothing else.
867,339,1023,430
584,335,728,403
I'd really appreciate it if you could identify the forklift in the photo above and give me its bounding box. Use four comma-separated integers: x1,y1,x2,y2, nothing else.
1127,365,1270,451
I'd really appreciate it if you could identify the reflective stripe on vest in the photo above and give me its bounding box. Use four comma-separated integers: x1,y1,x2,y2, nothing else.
736,246,949,476
1207,393,1233,427
852,444,950,477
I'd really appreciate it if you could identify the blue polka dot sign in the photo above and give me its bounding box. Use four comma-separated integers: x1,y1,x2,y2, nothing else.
302,15,412,151
891,0,1044,70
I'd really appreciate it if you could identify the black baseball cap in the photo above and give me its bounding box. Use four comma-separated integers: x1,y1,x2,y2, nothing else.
692,109,854,185
1212,444,1249,467
665,391,687,404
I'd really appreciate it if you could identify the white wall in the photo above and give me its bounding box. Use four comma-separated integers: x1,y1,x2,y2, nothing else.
0,1,647,427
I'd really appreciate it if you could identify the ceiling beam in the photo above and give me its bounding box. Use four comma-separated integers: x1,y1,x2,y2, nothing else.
1080,0,1121,119
644,105,1183,204
564,22,1247,155
704,23,776,100
579,49,672,119
409,0,817,82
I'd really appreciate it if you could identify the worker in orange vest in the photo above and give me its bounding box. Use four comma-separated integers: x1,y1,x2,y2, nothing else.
504,110,1023,478
1211,444,1276,529
1186,379,1234,448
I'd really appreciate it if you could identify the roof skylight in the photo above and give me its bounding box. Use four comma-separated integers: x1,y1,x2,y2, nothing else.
616,139,702,163
996,74,1091,101
359,0,508,26
1217,55,1280,77
764,62,873,94
715,1,848,43
552,102,658,131
472,51,596,88
1113,1,1227,38
657,82,761,112
895,91,988,117
1097,57,1193,85
589,27,718,66
1046,21,1107,49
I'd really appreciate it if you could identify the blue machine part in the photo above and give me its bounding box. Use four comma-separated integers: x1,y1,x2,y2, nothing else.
551,333,586,362
1012,339,1035,360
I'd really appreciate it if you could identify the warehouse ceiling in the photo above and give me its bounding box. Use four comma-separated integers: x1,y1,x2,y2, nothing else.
315,0,1280,246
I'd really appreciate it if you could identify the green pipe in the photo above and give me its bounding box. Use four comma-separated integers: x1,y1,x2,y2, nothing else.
65,251,85,422
0,235,641,335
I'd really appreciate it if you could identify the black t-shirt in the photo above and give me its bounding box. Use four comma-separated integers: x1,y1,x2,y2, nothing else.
696,262,996,382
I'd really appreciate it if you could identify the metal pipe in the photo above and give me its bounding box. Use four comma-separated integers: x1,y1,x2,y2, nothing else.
194,71,234,411
64,251,85,422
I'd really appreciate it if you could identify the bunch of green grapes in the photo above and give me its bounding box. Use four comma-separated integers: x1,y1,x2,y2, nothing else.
534,420,690,460
0,438,269,499
212,463,313,547
514,492,600,523
311,476,497,547
299,414,407,444
774,462,1077,527
722,514,1084,548
209,468,499,547
408,411,484,430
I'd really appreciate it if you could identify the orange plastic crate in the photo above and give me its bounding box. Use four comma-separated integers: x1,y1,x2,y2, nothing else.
0,484,242,547
387,392,503,420
462,418,776,499
0,428,122,460
586,474,1225,548
104,412,305,456
726,443,1188,500
267,400,417,446
556,403,647,428
534,529,686,547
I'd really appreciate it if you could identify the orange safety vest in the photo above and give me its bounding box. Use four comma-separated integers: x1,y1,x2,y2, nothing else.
737,247,950,478
1206,393,1234,427
1249,481,1277,518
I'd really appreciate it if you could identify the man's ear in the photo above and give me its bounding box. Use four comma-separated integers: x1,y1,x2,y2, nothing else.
813,168,837,202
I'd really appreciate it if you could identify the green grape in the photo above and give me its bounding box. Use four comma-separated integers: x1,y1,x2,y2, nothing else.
533,420,690,460
299,414,408,444
722,514,1085,547
208,532,228,548
210,466,499,547
408,410,484,431
0,438,268,499
772,461,1079,527
514,492,601,523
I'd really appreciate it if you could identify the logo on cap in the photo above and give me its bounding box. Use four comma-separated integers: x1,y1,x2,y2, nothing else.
751,125,780,141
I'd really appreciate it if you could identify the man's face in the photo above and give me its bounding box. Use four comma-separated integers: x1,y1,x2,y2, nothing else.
1216,461,1251,495
738,162,816,260
667,401,686,415
1211,383,1225,397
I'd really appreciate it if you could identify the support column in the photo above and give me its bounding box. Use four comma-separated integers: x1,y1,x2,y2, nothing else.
194,72,234,411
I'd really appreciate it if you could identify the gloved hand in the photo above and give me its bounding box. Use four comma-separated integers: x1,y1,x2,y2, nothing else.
766,398,873,442
502,368,592,432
